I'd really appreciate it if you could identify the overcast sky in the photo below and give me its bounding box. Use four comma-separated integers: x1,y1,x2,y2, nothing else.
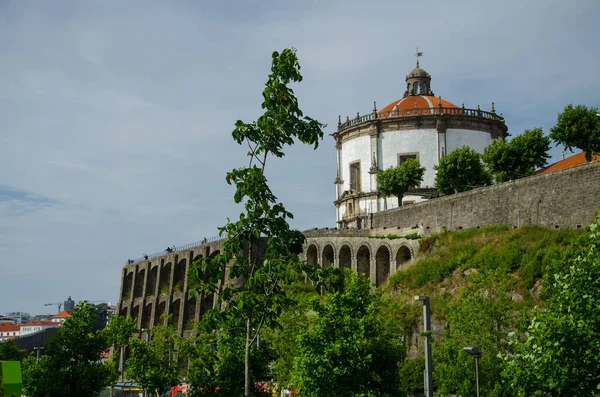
1,0,599,315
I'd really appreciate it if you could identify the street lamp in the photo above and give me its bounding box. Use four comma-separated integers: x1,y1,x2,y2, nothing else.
463,346,482,397
415,296,433,397
33,346,44,362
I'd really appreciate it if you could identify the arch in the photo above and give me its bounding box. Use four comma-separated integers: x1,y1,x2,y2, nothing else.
133,268,145,298
375,245,391,287
122,271,134,300
193,254,203,263
306,244,318,266
141,303,152,328
173,258,187,293
146,266,158,296
357,245,371,278
170,299,181,327
200,292,214,317
322,244,335,268
119,307,128,317
396,245,413,271
130,304,140,325
184,296,197,330
209,250,220,258
154,301,166,325
339,245,352,269
159,262,172,295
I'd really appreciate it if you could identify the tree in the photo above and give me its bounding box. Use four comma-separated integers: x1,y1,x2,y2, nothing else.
260,282,320,391
377,158,426,206
0,339,28,362
483,128,551,182
21,302,113,397
549,104,600,162
182,324,275,397
125,320,180,395
434,146,492,195
292,270,405,397
433,270,515,397
188,48,325,397
503,211,600,396
103,314,138,381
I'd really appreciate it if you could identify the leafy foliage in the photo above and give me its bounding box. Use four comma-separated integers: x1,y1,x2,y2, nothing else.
22,302,114,397
483,128,551,182
549,104,600,161
103,314,138,380
389,225,581,291
377,158,426,205
0,339,28,362
260,282,320,390
187,48,327,397
434,146,492,195
433,270,515,397
292,270,405,397
503,212,600,396
125,320,181,395
182,325,275,397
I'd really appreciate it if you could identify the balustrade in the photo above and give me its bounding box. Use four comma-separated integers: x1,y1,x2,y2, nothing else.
338,106,503,131
127,233,226,264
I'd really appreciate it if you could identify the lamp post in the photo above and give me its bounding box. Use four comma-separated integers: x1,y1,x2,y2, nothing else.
463,346,482,397
414,296,433,397
33,346,44,362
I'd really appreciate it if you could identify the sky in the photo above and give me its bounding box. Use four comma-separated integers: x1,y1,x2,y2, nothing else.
1,0,599,315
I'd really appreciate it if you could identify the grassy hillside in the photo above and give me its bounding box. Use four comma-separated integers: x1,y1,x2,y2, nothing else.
384,224,585,396
386,224,583,318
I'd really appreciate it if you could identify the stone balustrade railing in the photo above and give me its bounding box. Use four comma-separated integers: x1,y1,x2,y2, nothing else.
338,106,504,131
126,234,225,264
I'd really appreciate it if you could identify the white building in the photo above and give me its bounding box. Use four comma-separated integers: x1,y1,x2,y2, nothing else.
333,60,508,228
19,320,59,337
50,310,72,323
0,324,20,342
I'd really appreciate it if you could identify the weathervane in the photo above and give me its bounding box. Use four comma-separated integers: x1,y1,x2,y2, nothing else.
415,46,423,67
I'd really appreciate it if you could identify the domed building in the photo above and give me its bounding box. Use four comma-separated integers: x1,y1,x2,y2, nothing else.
333,60,508,228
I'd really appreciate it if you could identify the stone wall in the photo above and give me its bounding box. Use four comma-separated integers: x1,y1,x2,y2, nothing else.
370,161,600,232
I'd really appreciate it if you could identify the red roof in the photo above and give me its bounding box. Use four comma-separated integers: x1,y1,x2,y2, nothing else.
536,151,600,174
0,324,20,332
21,320,57,327
51,310,72,319
379,95,458,118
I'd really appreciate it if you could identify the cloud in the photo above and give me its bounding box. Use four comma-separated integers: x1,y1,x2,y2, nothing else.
0,0,599,314
0,186,57,216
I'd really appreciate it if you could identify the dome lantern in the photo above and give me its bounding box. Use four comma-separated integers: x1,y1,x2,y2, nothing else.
404,49,433,97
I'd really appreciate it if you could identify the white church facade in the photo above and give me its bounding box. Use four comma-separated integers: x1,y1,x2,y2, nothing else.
333,60,508,228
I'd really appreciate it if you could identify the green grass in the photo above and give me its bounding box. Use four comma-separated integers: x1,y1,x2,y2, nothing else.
370,232,421,240
389,225,582,292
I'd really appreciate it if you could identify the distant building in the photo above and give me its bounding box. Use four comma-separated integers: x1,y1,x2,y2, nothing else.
0,315,16,325
0,323,20,342
3,312,31,324
50,310,72,323
107,305,118,317
19,320,59,337
536,151,600,174
63,296,75,311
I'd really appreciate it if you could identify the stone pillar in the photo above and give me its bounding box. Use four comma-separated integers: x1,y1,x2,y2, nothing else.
370,257,377,285
436,116,447,161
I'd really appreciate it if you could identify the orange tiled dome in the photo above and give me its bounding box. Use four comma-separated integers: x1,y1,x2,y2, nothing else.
379,95,458,115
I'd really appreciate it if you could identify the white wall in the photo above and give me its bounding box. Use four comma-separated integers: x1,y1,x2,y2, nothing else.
446,128,492,154
379,128,439,187
340,135,371,192
337,126,494,220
